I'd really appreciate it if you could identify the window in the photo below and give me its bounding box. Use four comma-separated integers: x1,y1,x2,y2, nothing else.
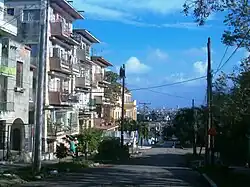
16,61,23,88
7,8,14,16
23,9,40,22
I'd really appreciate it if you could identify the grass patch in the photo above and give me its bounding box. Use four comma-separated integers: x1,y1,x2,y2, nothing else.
3,160,90,181
199,165,250,187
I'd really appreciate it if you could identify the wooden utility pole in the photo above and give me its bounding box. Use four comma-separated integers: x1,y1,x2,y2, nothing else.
192,99,197,155
206,37,213,165
120,64,125,147
33,0,48,174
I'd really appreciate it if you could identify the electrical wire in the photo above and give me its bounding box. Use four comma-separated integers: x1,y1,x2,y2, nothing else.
214,28,250,75
129,75,206,91
215,46,229,72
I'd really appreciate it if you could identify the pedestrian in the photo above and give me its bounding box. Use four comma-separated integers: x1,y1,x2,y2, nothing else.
69,138,76,157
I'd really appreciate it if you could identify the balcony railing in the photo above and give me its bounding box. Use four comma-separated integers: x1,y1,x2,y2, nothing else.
124,100,136,109
50,21,78,45
0,102,14,112
76,49,86,61
49,56,71,74
48,91,79,105
3,13,17,27
0,12,18,36
75,76,90,88
48,91,69,105
94,96,103,105
47,123,79,137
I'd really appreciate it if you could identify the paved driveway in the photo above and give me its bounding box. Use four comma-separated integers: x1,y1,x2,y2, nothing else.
18,147,208,187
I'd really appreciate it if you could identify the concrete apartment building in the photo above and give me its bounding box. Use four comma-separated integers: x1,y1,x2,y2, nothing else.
112,89,137,121
91,56,113,128
73,29,100,131
0,0,32,159
5,0,84,155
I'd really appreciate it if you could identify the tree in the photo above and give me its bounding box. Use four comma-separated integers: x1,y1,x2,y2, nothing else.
172,106,206,147
210,57,250,165
76,128,103,159
183,0,250,50
104,71,121,105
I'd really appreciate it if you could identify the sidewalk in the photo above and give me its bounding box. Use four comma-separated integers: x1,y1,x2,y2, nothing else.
138,146,152,150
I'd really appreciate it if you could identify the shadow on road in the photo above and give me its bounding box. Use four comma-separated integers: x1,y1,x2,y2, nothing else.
20,149,208,187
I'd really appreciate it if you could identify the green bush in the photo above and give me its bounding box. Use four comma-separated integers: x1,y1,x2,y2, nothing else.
55,143,68,160
95,138,130,162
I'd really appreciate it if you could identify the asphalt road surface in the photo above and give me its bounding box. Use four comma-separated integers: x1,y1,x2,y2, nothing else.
19,146,208,187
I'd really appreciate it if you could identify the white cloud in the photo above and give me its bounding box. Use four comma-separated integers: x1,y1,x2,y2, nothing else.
245,51,250,58
125,56,150,74
183,46,214,57
147,48,168,62
163,22,211,30
78,0,185,15
153,49,168,60
73,0,210,29
193,61,207,76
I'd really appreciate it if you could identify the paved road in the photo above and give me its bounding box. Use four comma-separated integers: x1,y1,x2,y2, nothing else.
19,147,208,187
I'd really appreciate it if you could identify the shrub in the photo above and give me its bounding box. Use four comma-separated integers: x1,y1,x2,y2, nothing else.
55,143,68,160
95,138,130,162
76,128,103,155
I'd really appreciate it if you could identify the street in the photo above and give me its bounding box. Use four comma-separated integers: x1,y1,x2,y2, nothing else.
18,146,208,187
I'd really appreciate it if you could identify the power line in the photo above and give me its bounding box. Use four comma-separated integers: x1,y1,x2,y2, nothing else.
129,76,206,91
215,46,229,72
214,28,250,75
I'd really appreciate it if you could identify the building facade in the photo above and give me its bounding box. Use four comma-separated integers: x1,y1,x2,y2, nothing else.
91,56,112,128
5,0,84,155
73,29,100,131
112,89,137,121
0,0,32,158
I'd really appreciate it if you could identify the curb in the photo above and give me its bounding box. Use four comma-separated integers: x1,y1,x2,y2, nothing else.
202,173,217,187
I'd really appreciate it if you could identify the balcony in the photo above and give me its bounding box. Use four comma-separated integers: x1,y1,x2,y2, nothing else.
48,91,79,106
94,96,103,105
49,56,71,75
76,49,86,61
124,100,136,110
0,12,17,36
50,21,79,45
47,123,78,137
75,76,90,89
48,91,69,106
0,102,14,112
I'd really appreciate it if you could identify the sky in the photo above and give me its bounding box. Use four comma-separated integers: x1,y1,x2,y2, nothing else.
73,0,248,108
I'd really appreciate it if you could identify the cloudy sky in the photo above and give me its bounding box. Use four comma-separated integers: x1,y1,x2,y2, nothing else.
73,0,247,108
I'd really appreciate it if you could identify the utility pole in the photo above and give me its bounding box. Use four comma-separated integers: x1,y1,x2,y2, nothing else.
120,64,125,147
33,0,48,174
192,99,197,155
206,37,213,165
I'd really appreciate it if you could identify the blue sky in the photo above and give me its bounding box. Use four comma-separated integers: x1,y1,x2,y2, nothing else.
73,0,248,108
